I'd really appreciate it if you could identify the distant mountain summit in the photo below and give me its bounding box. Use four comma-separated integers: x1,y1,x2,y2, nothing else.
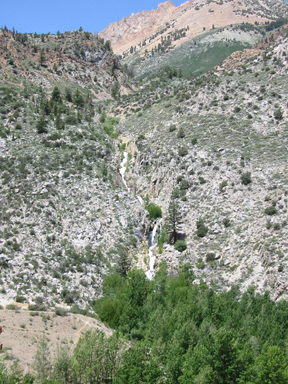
99,0,288,56
99,0,179,54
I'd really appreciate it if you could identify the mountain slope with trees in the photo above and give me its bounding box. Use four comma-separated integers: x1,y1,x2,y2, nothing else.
1,5,288,378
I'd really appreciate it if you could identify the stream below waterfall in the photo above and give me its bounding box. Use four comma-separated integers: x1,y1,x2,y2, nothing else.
119,151,161,280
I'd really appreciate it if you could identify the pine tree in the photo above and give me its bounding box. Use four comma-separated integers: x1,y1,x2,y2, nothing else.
39,49,45,66
51,86,62,103
53,345,72,384
32,336,51,383
116,249,131,277
166,197,182,243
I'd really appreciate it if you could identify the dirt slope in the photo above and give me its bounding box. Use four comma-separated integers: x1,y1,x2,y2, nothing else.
0,307,112,373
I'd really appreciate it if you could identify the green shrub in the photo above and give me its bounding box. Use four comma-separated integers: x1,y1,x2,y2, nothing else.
274,108,283,120
177,127,185,138
206,252,216,262
16,296,26,303
171,188,180,199
28,304,38,311
265,206,277,215
191,137,198,145
169,124,177,132
119,143,126,151
196,258,205,269
178,146,188,157
174,240,187,252
219,180,228,191
196,219,208,237
180,179,190,190
146,203,162,221
70,304,88,316
15,123,22,130
55,115,65,130
223,218,231,227
0,126,8,138
241,172,252,185
99,113,106,123
47,132,61,141
65,115,77,125
266,221,272,229
102,116,120,138
55,307,68,316
199,176,206,184
6,304,16,310
36,117,47,134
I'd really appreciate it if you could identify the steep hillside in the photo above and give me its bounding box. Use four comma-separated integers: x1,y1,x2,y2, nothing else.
109,25,288,301
0,28,145,312
127,23,265,78
0,28,133,99
1,21,288,316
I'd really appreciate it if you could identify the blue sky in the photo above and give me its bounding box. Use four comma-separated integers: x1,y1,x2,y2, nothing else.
1,0,185,35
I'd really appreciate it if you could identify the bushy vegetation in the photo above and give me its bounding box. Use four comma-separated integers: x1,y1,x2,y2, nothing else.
219,180,228,191
90,265,288,383
102,116,120,139
196,218,208,237
146,203,162,221
178,146,188,157
241,171,252,185
265,206,277,215
174,239,187,252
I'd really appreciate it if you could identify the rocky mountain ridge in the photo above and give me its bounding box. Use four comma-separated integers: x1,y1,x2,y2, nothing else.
100,0,288,57
0,28,133,100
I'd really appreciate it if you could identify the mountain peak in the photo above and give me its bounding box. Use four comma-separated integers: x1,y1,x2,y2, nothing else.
100,0,288,55
157,0,176,9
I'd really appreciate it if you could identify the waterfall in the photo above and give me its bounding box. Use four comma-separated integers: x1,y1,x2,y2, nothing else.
137,195,144,205
119,152,130,192
119,150,161,280
146,218,163,280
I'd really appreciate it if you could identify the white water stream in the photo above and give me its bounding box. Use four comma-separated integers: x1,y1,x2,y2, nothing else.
146,218,163,280
119,151,161,279
119,152,130,192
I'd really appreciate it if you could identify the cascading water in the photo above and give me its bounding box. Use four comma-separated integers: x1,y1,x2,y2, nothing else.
119,150,161,279
146,218,163,280
119,152,130,192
